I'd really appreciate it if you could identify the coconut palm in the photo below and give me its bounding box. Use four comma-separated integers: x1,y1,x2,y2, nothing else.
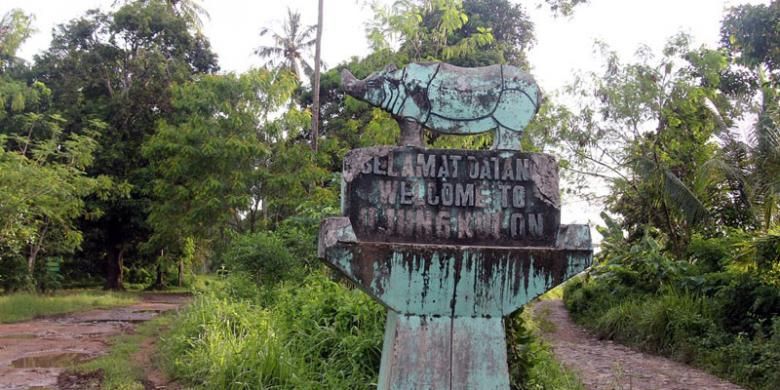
167,0,210,32
751,72,780,229
255,8,317,80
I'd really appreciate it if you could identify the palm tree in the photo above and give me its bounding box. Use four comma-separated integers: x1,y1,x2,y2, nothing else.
255,8,317,80
751,71,780,230
167,0,210,32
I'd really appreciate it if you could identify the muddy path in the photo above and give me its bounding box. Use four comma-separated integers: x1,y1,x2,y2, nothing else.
534,299,743,390
0,294,189,390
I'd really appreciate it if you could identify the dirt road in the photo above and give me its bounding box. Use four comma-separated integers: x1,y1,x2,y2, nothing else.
0,294,189,390
534,299,743,390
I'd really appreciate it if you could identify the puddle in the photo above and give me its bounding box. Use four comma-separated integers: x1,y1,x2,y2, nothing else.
0,334,37,339
132,309,164,313
11,352,92,368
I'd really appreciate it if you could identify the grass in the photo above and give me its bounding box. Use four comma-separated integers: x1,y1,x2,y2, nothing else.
160,274,386,389
564,277,780,390
75,314,174,390
0,290,138,323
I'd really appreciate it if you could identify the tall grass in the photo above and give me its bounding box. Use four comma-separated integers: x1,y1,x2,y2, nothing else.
163,272,585,389
565,278,780,389
161,274,385,389
0,291,137,323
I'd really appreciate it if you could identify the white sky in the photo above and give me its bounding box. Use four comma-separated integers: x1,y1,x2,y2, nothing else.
4,0,771,234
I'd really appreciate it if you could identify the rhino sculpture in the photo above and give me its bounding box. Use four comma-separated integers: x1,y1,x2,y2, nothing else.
341,62,541,150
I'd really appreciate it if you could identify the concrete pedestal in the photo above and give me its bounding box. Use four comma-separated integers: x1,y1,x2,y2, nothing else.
318,217,592,389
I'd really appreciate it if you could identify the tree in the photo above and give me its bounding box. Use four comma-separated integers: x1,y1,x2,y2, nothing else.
143,69,296,254
114,0,210,32
33,0,218,289
143,67,333,281
0,9,34,71
255,8,317,79
0,115,105,290
722,1,780,229
367,0,494,63
550,36,747,253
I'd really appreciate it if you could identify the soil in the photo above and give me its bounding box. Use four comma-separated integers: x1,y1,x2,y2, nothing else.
0,294,189,390
534,299,744,390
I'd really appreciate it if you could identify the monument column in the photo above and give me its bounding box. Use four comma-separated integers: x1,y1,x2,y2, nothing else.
320,62,592,389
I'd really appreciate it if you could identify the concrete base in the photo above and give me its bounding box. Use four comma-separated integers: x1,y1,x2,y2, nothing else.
378,312,509,390
318,217,593,389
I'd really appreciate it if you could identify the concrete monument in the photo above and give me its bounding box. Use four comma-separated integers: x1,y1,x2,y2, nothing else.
320,62,591,389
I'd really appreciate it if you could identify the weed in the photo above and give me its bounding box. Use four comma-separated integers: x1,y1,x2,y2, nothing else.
0,291,137,323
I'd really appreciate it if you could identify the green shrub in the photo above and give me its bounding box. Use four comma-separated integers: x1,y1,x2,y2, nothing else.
563,240,780,389
221,231,304,285
714,273,780,337
0,254,31,292
161,273,385,389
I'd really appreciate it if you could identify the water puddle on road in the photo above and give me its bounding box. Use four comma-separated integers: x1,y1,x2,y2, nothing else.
0,333,37,339
11,352,92,368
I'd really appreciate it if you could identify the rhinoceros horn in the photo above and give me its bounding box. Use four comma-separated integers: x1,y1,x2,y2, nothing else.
341,69,366,98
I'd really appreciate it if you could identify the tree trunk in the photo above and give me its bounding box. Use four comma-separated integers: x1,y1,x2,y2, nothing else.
311,0,324,152
154,249,165,289
105,247,125,290
27,225,48,277
177,258,184,287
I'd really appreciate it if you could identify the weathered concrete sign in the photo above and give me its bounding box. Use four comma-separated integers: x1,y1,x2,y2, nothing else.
320,62,592,389
343,147,560,246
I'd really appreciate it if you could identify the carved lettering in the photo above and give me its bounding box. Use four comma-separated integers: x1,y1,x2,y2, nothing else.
379,180,398,204
528,213,543,237
455,183,474,207
416,154,436,177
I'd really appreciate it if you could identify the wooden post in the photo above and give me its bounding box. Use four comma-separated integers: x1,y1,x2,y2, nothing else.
311,0,323,152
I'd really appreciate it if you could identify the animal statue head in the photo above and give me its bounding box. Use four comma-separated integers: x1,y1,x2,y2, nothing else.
341,62,541,150
341,64,403,112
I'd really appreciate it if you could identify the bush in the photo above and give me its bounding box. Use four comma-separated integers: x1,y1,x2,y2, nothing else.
0,255,31,292
161,273,385,389
564,232,780,390
713,273,780,337
221,231,305,285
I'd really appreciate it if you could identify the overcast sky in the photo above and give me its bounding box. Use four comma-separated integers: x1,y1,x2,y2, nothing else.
3,0,771,229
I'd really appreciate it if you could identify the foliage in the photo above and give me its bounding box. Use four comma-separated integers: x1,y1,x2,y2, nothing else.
722,2,780,230
221,231,305,285
256,8,318,80
565,226,780,389
143,69,297,257
552,36,752,253
0,290,136,323
161,273,386,389
0,115,106,290
0,9,34,71
32,0,218,289
721,1,780,80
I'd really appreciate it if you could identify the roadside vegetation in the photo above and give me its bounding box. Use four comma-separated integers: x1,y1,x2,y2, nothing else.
553,2,780,389
565,228,780,389
1,0,779,389
75,314,175,390
0,291,136,323
160,270,584,389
